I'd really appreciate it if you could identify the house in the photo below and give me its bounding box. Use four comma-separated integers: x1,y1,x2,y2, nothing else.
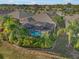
24,12,56,37
0,10,56,37
0,9,14,16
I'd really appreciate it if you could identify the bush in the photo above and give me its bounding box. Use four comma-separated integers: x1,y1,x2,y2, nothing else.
66,20,79,51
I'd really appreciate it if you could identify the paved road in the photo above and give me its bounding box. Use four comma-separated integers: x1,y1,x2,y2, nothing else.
52,33,79,59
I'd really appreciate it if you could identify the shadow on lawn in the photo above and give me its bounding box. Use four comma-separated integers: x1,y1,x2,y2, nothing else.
0,54,4,59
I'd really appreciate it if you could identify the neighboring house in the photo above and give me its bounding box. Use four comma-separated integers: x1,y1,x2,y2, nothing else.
64,14,79,27
0,10,14,16
7,10,20,19
0,9,33,24
56,11,64,16
7,10,33,25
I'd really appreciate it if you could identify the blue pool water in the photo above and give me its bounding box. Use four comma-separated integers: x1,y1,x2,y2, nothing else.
31,31,41,37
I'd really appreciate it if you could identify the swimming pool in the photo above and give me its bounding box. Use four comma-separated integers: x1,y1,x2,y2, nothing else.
31,31,41,37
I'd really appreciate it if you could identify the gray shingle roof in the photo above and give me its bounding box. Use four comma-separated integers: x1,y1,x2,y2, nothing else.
0,10,14,15
32,12,55,24
8,10,33,19
65,14,79,21
19,11,33,18
64,14,79,27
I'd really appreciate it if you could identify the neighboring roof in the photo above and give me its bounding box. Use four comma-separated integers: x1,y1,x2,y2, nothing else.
64,14,79,22
8,10,33,19
8,10,20,19
0,10,14,15
32,12,55,24
56,11,64,16
47,11,58,17
20,11,33,18
64,14,79,27
0,10,32,25
0,10,33,19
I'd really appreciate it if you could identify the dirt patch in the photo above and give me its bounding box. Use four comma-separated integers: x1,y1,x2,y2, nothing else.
1,41,68,59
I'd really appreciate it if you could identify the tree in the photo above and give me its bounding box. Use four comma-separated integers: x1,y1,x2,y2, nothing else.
66,20,79,50
0,16,29,46
53,16,65,29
